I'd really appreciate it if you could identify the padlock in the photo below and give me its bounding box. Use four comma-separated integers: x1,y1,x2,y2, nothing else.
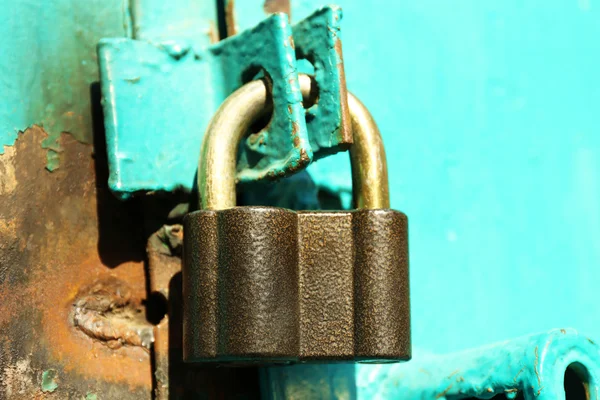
183,75,410,364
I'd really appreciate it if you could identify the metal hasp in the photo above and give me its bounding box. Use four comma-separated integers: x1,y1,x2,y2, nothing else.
182,75,410,364
98,5,349,199
357,329,600,399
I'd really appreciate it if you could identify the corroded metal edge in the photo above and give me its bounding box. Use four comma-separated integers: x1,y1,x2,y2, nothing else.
98,6,353,198
0,126,151,399
198,75,387,211
357,329,600,400
293,5,353,156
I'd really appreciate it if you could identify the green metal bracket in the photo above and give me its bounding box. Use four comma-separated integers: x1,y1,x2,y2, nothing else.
293,6,351,158
211,13,311,182
98,5,349,198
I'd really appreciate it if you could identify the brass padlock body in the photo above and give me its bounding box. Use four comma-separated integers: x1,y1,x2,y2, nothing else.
183,75,411,364
183,207,409,363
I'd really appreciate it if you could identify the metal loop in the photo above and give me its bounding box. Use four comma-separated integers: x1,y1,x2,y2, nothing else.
198,74,389,210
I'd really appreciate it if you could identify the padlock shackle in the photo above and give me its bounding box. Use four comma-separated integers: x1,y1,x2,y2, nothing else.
198,74,389,210
347,92,390,209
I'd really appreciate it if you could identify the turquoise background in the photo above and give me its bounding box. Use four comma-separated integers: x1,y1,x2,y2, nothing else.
230,0,600,354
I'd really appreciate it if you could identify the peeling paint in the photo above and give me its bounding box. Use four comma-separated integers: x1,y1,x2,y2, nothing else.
355,329,600,399
292,5,352,156
0,146,17,195
41,369,59,393
41,135,63,172
0,127,152,396
1,127,74,173
0,0,129,169
98,12,313,197
98,5,349,197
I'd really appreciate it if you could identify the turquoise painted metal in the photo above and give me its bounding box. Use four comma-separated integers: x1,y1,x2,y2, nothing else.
0,0,127,170
292,5,351,158
356,329,600,399
98,5,349,198
262,329,600,399
99,13,309,196
129,0,217,43
4,0,597,397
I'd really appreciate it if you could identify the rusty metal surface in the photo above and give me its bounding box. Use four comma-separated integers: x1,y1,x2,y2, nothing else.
72,277,154,349
0,126,152,399
146,217,261,399
0,127,260,399
182,206,410,364
292,5,353,158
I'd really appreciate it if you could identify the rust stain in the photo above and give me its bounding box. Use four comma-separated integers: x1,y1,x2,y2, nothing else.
146,226,183,400
292,121,301,136
1,358,35,398
436,382,454,399
334,38,352,145
263,0,291,20
207,20,219,44
0,219,20,325
40,260,150,386
225,0,237,37
299,147,310,163
534,346,541,387
72,277,154,349
447,369,460,378
0,126,151,394
513,365,526,383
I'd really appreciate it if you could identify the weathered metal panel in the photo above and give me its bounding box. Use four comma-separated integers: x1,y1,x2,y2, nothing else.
0,1,160,398
98,5,351,198
357,329,600,400
0,127,151,399
0,0,129,170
